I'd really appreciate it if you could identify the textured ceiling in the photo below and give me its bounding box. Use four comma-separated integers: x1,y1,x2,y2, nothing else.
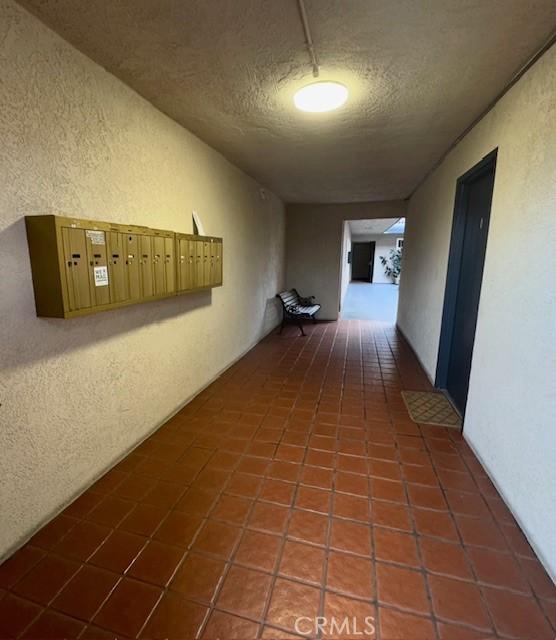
349,219,400,235
18,0,556,203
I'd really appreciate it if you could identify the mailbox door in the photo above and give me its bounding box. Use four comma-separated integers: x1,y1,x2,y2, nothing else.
62,227,91,311
125,234,141,301
140,235,154,298
194,240,204,288
85,229,110,307
164,236,175,294
214,240,223,285
152,235,166,296
108,232,128,303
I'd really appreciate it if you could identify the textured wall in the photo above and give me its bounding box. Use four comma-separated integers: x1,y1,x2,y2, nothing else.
0,0,285,559
398,46,556,578
286,201,406,319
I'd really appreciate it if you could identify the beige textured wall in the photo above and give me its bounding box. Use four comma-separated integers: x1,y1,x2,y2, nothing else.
286,201,407,319
0,0,285,560
398,46,556,578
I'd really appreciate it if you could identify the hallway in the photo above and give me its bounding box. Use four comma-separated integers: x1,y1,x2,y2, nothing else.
341,283,399,323
1,321,554,639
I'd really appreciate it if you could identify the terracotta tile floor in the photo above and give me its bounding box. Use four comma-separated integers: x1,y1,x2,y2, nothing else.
1,321,555,639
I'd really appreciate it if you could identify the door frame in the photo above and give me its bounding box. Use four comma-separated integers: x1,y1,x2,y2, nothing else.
369,241,375,282
435,149,497,405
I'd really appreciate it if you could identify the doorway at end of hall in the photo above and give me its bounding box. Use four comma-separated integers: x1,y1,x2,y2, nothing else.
351,241,375,282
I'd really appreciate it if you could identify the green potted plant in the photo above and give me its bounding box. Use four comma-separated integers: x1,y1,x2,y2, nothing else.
380,248,402,284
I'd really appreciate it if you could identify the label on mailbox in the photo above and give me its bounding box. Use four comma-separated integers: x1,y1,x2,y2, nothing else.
94,266,109,287
86,230,105,245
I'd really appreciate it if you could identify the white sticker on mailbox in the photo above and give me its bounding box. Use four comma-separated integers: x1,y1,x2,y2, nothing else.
94,266,109,287
86,230,105,245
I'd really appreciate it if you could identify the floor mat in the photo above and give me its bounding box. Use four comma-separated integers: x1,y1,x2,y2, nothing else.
401,390,462,428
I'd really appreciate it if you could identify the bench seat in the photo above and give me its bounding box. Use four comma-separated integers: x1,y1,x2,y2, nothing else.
276,289,321,335
291,304,321,316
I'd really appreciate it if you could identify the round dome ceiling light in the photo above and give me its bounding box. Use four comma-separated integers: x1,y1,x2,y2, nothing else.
294,81,348,113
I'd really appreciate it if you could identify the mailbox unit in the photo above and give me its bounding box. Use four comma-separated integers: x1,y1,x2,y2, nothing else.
25,215,223,318
175,232,223,292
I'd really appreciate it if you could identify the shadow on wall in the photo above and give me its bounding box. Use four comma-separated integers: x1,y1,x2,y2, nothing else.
261,296,282,335
1,218,212,371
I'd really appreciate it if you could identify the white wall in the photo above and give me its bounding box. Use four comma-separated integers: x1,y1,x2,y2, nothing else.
351,233,403,284
0,0,285,560
339,222,352,306
398,45,556,578
286,201,407,319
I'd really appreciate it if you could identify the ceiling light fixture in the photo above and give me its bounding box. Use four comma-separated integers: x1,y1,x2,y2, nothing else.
294,81,348,113
294,0,349,113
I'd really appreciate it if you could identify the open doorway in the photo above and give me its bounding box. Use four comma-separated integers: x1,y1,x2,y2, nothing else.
339,218,405,323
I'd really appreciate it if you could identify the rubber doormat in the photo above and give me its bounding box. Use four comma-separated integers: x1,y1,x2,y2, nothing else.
401,390,462,428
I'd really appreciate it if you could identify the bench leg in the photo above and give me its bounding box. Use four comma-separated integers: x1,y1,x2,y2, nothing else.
312,315,317,323
298,319,306,336
279,318,285,334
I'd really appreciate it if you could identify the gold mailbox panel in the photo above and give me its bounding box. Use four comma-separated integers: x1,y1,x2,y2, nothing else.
175,233,223,293
25,215,223,318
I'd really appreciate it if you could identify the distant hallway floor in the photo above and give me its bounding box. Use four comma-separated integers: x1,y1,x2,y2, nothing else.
341,282,399,323
0,321,554,639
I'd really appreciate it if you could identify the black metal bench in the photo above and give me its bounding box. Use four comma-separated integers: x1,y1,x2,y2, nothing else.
276,289,321,336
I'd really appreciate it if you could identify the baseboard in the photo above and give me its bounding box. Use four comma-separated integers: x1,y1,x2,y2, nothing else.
0,320,281,564
396,325,555,580
463,436,555,583
395,322,436,386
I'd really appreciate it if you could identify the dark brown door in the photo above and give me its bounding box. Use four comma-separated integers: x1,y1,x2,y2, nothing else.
351,242,375,282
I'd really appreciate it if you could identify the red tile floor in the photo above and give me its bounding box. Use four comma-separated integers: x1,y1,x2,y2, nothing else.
1,321,555,639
